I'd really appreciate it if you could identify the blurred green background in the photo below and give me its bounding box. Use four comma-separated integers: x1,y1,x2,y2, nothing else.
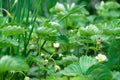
2,0,120,17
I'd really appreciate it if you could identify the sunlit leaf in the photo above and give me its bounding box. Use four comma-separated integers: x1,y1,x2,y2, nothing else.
58,55,78,66
112,71,120,80
0,38,18,48
1,25,25,36
59,62,82,76
0,55,29,73
79,56,98,74
59,56,98,76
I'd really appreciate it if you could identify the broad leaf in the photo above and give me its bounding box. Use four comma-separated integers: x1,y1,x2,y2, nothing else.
104,1,120,9
58,55,78,66
71,75,93,80
42,76,66,80
1,25,25,36
59,56,98,76
59,62,82,76
79,56,98,74
0,38,18,48
0,55,29,73
112,71,120,80
88,64,113,80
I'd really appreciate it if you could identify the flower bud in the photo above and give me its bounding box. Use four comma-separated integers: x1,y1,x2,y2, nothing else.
44,59,48,65
24,76,30,80
59,53,63,57
41,53,45,57
54,65,60,71
53,42,60,48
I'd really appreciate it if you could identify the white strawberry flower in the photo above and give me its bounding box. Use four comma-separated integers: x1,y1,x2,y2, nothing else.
55,2,65,11
53,42,60,48
95,53,107,62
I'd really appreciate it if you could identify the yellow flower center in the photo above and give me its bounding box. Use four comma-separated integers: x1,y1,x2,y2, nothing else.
98,56,103,61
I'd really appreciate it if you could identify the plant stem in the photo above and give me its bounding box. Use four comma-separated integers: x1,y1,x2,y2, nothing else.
85,41,89,55
26,0,42,47
24,0,30,56
67,76,71,80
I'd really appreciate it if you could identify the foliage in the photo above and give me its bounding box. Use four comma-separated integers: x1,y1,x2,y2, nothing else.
0,0,120,80
0,55,29,73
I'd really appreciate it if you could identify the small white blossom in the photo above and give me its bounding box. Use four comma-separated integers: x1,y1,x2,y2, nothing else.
55,2,65,11
100,1,104,6
41,53,45,57
54,65,60,71
53,42,60,48
95,53,107,62
59,54,63,57
44,59,48,65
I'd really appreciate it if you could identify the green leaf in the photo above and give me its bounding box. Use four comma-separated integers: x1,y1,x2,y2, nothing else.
79,56,98,74
59,62,82,76
28,66,39,77
88,64,113,80
79,24,100,36
90,35,109,42
38,26,59,38
0,55,29,73
112,71,120,80
58,55,78,66
57,35,69,44
59,56,98,76
71,75,93,80
0,38,18,48
104,1,120,9
43,76,66,80
1,25,25,36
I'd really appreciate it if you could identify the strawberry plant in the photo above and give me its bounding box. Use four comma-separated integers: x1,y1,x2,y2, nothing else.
0,0,120,80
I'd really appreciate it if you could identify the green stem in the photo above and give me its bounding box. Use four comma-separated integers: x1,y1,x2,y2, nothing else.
26,0,42,47
40,40,52,54
85,41,89,55
94,43,98,55
67,76,71,80
0,0,2,11
24,0,30,56
85,36,89,55
0,0,2,25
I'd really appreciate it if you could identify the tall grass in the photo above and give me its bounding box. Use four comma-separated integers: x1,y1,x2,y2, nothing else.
0,0,42,79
